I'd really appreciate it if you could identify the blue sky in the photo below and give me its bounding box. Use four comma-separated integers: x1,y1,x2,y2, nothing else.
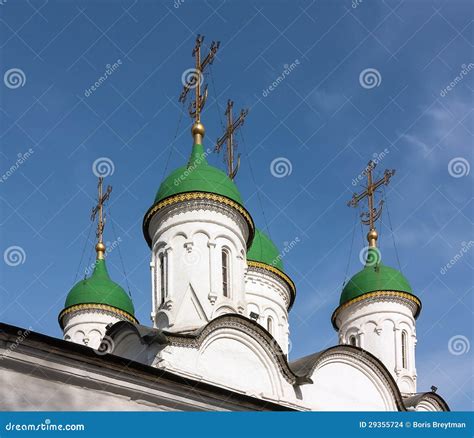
0,0,472,410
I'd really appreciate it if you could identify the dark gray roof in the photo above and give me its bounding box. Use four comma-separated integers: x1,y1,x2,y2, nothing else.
404,392,450,411
290,351,325,378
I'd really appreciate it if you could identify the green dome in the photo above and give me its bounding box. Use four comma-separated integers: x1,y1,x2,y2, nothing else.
62,259,135,318
247,229,284,272
155,144,243,205
339,248,413,305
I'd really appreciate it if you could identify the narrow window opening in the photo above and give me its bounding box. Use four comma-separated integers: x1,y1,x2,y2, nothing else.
267,317,273,334
402,330,408,368
349,335,357,346
159,253,167,300
222,249,230,297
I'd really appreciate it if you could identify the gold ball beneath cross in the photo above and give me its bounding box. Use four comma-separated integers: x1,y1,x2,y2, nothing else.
367,229,378,242
191,122,205,138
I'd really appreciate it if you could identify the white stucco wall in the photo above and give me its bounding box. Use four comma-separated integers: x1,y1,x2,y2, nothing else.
299,354,399,411
62,310,123,350
158,324,300,406
244,268,291,354
147,200,250,332
0,367,163,411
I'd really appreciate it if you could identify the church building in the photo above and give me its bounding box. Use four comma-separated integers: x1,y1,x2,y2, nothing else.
0,36,449,412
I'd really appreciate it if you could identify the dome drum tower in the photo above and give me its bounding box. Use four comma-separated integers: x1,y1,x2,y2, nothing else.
245,230,296,355
143,159,255,332
142,124,255,332
332,267,421,394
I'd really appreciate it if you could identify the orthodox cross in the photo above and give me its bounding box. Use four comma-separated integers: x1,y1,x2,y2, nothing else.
91,177,112,258
179,35,220,124
215,99,249,180
347,160,395,247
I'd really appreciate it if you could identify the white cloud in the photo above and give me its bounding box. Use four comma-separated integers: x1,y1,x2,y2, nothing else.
400,133,430,154
312,90,348,114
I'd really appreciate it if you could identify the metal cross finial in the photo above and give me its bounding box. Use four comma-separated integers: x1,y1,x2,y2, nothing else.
215,99,249,180
179,34,220,126
347,160,395,247
91,177,112,259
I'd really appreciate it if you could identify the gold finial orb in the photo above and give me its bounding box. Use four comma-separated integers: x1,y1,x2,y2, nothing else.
95,242,106,259
191,122,205,145
192,122,205,137
367,229,378,247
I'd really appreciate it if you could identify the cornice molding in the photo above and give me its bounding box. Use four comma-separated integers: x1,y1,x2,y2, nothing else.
143,192,255,249
332,291,422,330
247,261,296,310
59,303,138,328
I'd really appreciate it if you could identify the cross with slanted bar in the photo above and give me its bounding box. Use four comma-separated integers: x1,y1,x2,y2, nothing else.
179,34,220,124
215,99,249,180
347,160,395,247
91,177,112,259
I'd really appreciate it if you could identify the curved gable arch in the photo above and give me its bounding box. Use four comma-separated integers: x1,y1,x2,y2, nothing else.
197,329,283,398
291,345,405,411
166,315,304,396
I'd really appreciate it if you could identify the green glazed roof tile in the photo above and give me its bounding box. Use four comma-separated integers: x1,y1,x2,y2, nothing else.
64,258,135,317
155,144,243,205
247,229,284,272
340,248,414,305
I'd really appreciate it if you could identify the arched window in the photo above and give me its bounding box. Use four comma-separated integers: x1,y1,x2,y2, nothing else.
349,335,357,346
267,316,273,334
401,330,408,368
159,253,167,300
222,248,230,297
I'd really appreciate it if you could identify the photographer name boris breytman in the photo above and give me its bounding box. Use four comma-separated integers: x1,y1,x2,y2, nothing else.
411,421,466,429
